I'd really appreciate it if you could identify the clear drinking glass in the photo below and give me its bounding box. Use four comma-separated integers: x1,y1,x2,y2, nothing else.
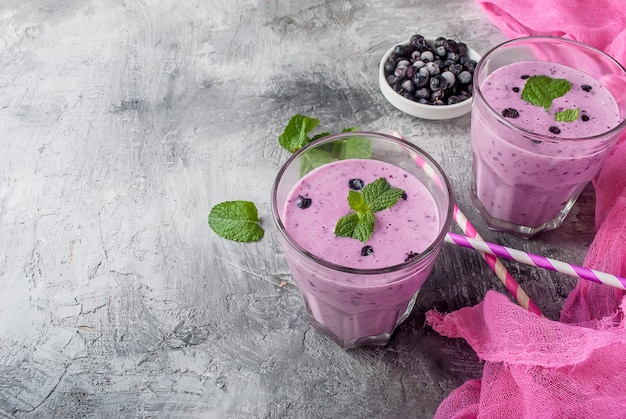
271,132,453,349
470,36,626,238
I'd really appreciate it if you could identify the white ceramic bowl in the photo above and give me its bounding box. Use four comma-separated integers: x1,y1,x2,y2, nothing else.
379,37,481,120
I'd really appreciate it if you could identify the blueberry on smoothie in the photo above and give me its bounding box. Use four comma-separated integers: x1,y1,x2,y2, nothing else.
349,179,365,190
581,84,592,92
502,108,520,118
361,246,374,256
296,195,312,209
549,126,561,135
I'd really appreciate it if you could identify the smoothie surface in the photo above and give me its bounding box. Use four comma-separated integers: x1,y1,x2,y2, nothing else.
481,61,620,138
283,159,440,269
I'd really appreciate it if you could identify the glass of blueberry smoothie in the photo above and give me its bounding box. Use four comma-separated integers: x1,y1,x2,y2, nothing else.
470,36,626,238
271,132,453,349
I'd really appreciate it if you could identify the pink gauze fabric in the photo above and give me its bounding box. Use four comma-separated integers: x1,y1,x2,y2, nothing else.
426,1,626,418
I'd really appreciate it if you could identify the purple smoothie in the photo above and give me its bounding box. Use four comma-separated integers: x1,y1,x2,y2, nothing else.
471,60,621,231
281,158,441,347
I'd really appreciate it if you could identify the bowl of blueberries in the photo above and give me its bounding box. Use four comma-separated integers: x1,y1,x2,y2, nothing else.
379,34,481,120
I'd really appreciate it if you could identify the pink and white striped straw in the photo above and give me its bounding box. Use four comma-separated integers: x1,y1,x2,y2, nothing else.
391,131,543,316
446,232,626,290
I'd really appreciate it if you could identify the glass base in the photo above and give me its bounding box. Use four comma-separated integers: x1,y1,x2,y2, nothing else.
305,290,420,350
470,188,578,239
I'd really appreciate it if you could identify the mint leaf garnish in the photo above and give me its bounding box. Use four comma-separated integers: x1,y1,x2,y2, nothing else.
334,211,375,243
361,178,405,212
334,178,405,243
208,201,264,242
521,75,571,111
278,114,320,152
347,190,369,212
555,108,579,122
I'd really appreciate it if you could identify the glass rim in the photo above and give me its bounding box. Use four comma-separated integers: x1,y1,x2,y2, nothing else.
270,131,454,276
474,35,626,142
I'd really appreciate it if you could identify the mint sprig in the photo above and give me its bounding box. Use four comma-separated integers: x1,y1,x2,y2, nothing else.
555,108,579,122
521,75,571,111
334,178,405,243
208,201,264,242
278,114,321,153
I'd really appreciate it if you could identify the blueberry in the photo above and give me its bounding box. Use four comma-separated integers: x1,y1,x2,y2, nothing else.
582,114,590,121
435,45,447,57
349,178,365,190
405,251,420,261
420,50,434,63
581,84,592,92
361,246,374,257
502,108,520,118
443,39,458,53
405,66,417,79
431,89,446,101
412,73,428,88
296,196,312,209
384,60,396,74
415,87,430,99
449,63,463,75
447,95,462,105
458,70,472,84
521,74,530,79
441,71,456,88
434,36,446,47
410,34,425,47
411,51,422,62
394,65,408,78
549,126,561,135
425,61,440,76
394,44,409,57
456,42,468,56
464,60,477,72
430,74,446,91
418,66,430,77
386,75,397,84
401,79,415,93
412,59,425,69
512,87,520,93
401,192,408,200
415,37,429,51
446,52,459,62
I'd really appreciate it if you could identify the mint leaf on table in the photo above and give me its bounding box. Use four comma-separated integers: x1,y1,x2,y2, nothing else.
278,114,320,152
208,201,264,242
521,75,571,111
334,178,405,243
555,108,579,122
361,178,405,212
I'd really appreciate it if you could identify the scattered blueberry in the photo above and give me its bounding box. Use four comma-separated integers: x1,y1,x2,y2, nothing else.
512,87,520,93
549,126,561,135
420,50,434,63
361,246,374,257
581,84,592,92
521,74,530,79
582,114,590,122
296,195,312,209
401,192,408,200
502,108,520,118
349,178,365,190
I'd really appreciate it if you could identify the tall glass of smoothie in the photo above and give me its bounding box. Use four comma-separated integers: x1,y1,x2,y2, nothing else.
471,36,626,238
271,132,453,349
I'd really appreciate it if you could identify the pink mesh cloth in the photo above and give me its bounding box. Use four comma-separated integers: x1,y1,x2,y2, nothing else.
426,2,626,417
